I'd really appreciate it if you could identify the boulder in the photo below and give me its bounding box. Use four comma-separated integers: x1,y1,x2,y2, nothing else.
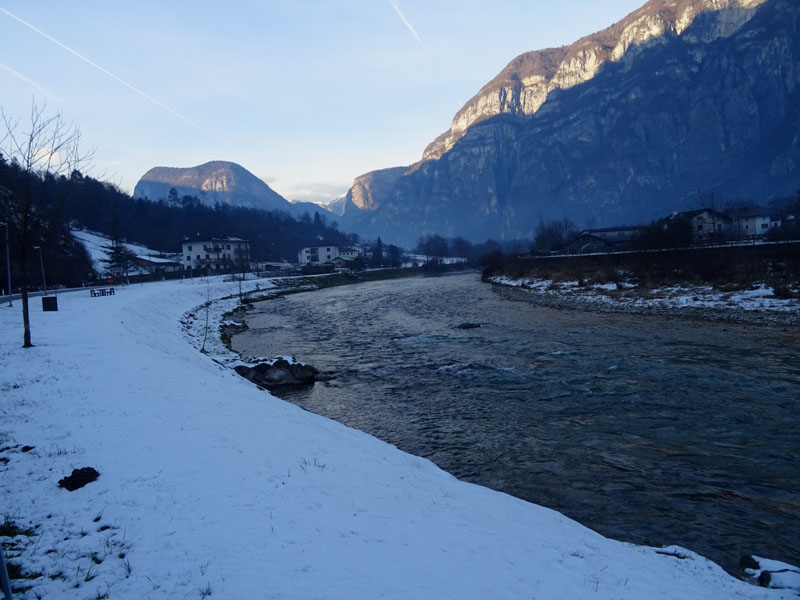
235,358,321,388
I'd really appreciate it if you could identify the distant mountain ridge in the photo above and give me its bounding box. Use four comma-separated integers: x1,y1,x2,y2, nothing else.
338,0,799,246
133,161,327,217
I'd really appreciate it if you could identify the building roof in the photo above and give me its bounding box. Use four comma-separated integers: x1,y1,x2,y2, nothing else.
133,255,181,265
733,206,783,218
182,235,249,243
671,208,731,220
583,225,642,234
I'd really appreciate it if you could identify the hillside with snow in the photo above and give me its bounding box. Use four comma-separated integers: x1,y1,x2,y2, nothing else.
71,229,178,277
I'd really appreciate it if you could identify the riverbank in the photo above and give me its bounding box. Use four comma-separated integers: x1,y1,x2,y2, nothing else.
490,275,800,326
0,276,796,599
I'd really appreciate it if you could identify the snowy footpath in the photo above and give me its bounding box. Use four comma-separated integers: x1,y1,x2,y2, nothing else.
0,277,796,599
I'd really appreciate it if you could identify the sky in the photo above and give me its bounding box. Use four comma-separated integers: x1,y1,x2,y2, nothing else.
0,0,644,205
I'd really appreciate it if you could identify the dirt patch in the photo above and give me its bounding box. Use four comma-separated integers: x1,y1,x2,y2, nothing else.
58,467,100,491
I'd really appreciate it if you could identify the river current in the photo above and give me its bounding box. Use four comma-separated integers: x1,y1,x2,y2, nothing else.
232,272,800,574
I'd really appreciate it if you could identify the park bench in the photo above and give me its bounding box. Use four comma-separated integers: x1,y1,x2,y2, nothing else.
90,287,115,298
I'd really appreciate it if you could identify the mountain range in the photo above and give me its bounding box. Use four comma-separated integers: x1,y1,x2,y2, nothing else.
133,161,324,218
335,0,800,246
133,0,800,249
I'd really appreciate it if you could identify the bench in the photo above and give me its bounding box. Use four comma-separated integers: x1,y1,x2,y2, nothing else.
90,287,115,298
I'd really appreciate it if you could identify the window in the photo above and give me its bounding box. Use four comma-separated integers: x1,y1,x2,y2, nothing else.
187,245,192,251
697,223,703,231
196,255,200,260
761,223,768,230
186,256,190,261
206,254,210,259
227,244,231,250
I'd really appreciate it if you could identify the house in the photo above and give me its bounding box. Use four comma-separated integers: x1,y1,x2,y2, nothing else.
331,256,353,269
131,254,182,276
728,207,783,239
669,209,732,241
563,226,642,253
181,237,250,272
338,246,363,261
298,245,340,266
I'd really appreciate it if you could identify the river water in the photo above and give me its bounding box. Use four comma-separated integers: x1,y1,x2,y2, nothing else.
232,272,800,574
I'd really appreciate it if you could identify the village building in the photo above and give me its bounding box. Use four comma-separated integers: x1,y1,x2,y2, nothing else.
181,237,250,271
298,245,340,266
669,209,732,241
728,207,783,239
131,254,183,276
563,226,642,253
338,246,363,261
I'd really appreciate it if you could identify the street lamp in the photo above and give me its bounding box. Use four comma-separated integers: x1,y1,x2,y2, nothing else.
33,245,47,296
1,222,10,307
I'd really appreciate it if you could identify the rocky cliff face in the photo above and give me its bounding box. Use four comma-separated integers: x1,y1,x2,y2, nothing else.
341,0,799,246
421,0,768,164
133,161,325,217
342,166,409,214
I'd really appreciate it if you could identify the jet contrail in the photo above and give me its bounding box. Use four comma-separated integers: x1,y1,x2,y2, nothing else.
0,6,200,129
0,60,61,101
388,0,423,46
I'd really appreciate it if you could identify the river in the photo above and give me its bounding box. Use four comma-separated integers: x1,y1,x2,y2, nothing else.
232,272,800,575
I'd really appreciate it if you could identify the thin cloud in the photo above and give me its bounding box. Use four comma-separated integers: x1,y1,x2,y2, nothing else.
0,6,200,130
388,0,424,46
0,60,60,100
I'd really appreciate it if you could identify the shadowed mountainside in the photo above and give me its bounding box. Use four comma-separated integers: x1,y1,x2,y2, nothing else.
339,0,799,246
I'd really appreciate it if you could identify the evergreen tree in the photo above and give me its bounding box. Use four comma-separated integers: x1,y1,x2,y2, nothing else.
371,237,384,267
100,239,136,283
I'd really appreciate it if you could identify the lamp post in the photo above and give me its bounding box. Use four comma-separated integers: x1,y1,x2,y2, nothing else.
33,245,47,296
1,222,10,307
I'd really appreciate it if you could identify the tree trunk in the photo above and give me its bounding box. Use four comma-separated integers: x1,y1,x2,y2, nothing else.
19,243,32,348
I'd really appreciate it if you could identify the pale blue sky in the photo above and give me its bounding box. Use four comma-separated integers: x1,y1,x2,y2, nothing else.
1,1,643,204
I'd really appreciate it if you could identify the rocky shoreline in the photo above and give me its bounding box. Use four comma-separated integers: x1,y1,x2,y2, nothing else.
491,279,800,328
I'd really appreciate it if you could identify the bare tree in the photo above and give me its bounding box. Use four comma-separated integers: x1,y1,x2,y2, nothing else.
532,217,579,254
417,234,448,264
1,101,93,347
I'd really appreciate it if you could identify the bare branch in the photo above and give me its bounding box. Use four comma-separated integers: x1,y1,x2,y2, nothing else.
0,99,93,347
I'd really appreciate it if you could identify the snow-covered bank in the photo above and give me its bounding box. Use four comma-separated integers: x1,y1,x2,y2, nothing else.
491,276,800,325
0,278,795,599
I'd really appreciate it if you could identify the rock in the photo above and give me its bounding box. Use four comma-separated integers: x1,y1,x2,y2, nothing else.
235,358,321,388
741,555,800,592
58,467,100,491
740,555,760,571
457,322,481,329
